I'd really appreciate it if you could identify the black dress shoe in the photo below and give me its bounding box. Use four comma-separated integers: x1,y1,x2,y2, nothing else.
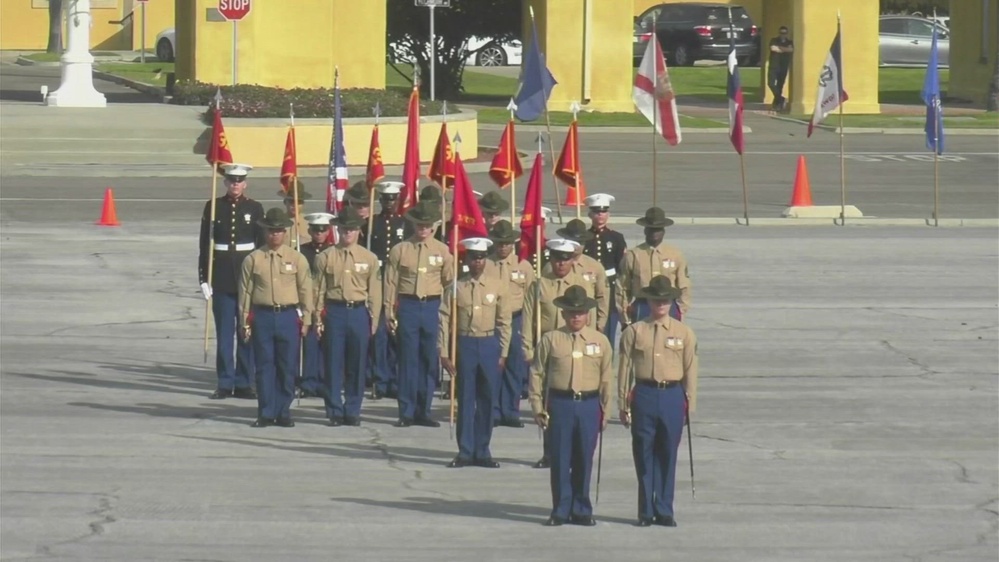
520,391,529,400
370,389,384,400
385,389,398,399
414,417,441,428
532,456,550,469
233,387,256,400
543,516,565,527
636,518,653,527
446,456,472,468
394,418,413,428
250,417,271,428
275,417,295,428
570,515,597,526
654,515,677,527
209,388,233,400
501,419,526,428
474,458,500,468
441,390,451,400
297,388,319,399
343,416,360,426
328,417,343,427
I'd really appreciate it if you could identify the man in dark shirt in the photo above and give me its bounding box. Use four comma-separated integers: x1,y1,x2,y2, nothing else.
768,26,794,111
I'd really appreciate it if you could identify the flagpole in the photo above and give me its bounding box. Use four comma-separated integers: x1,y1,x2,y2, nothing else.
440,101,449,239
508,98,517,224
203,91,223,364
836,15,846,226
730,8,749,226
651,12,659,208
291,102,300,249
529,5,564,225
534,133,544,441
448,137,460,439
571,102,582,220
739,154,750,225
931,8,940,228
367,103,380,247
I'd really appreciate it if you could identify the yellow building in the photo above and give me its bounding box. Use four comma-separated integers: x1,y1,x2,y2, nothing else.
0,0,175,51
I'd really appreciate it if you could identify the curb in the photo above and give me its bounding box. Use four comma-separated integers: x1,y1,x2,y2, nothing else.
91,69,169,102
768,113,998,135
478,123,752,134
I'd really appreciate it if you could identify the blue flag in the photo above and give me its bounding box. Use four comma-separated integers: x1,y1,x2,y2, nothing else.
920,24,944,155
514,20,557,122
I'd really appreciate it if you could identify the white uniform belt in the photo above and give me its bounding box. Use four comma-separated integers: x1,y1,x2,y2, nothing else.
214,242,255,251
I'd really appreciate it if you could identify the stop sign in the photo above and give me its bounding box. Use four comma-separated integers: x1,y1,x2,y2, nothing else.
218,0,251,21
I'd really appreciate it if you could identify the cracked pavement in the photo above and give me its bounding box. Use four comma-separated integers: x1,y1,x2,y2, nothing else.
1,218,997,560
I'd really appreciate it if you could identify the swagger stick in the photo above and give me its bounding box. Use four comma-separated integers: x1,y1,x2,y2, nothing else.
686,411,696,499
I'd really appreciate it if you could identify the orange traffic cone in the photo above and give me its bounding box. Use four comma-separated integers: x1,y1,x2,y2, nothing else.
789,155,814,207
564,177,588,206
96,188,121,226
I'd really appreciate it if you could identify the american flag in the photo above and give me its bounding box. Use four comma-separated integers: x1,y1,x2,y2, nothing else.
326,69,348,214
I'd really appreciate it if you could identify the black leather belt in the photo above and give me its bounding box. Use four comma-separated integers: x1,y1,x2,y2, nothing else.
399,294,441,302
512,310,523,318
326,299,366,308
549,389,599,401
638,379,680,389
253,304,297,312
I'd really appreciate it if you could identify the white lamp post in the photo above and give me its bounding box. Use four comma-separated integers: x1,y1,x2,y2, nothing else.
46,0,107,108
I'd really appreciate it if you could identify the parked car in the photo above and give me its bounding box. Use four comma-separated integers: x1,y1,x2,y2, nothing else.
155,28,175,62
633,2,760,67
878,16,950,67
389,36,522,67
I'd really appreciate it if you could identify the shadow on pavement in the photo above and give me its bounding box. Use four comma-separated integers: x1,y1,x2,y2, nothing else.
0,65,160,104
7,361,213,397
177,434,452,467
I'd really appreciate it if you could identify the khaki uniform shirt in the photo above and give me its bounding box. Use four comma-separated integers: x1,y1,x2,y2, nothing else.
438,273,513,359
544,254,609,331
485,253,535,312
617,242,691,322
312,243,383,328
522,269,595,362
383,237,455,323
617,316,698,414
283,215,310,250
238,245,313,328
529,326,613,416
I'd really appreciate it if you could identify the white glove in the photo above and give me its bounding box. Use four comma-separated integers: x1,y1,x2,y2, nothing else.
200,282,212,301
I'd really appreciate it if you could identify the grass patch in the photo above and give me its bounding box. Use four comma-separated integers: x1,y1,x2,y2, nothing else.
96,62,174,87
785,112,998,129
386,64,518,102
880,68,950,104
656,66,764,102
476,107,725,128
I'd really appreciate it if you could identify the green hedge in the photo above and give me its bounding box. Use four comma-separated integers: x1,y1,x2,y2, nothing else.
171,81,447,120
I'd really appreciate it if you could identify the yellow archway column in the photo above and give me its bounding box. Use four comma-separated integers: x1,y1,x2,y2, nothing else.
787,0,879,115
525,0,633,113
760,0,793,106
948,0,998,105
175,0,385,89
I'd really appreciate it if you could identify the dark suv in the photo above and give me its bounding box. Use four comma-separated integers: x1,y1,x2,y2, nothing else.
634,3,760,67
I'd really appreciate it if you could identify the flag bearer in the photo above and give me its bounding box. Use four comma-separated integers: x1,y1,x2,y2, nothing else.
384,200,455,428
281,180,312,250
618,276,698,527
617,207,690,324
368,181,407,400
297,212,336,398
238,208,312,428
530,285,612,527
314,207,382,427
440,237,512,468
199,163,261,400
583,193,627,343
485,220,535,428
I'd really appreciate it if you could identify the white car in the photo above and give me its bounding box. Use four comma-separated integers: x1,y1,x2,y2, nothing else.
390,36,522,67
155,28,520,67
155,28,175,62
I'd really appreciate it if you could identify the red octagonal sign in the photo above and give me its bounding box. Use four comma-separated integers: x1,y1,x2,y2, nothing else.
218,0,251,21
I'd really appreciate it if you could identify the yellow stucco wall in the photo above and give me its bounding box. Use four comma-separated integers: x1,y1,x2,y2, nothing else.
787,0,879,114
222,113,479,168
174,0,385,89
528,0,634,113
948,0,998,105
0,0,127,50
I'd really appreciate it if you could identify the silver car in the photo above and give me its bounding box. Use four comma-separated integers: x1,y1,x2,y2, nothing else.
879,15,950,67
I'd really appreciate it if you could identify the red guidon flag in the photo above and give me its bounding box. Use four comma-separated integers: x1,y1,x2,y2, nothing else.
279,126,297,194
397,85,421,215
634,32,682,146
448,152,488,254
488,120,523,189
366,124,385,188
555,120,587,205
518,153,546,262
428,122,456,188
206,109,233,167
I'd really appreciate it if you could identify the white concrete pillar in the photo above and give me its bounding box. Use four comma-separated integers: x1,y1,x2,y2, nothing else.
46,0,107,108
